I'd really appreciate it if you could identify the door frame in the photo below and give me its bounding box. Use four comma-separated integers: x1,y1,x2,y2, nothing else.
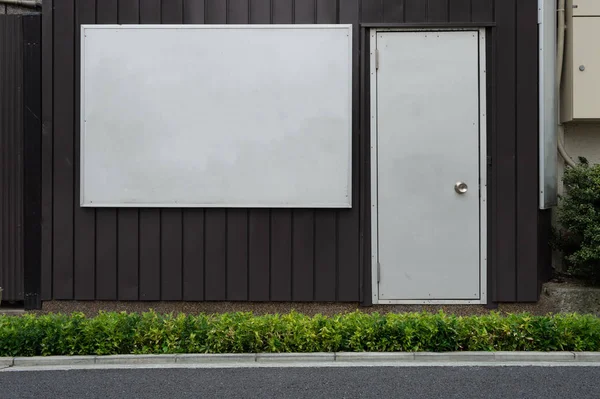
369,28,488,305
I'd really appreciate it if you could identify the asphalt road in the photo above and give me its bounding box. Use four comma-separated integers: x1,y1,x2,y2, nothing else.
1,366,599,399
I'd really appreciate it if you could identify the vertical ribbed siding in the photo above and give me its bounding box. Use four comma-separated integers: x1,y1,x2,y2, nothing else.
22,14,42,309
41,0,548,303
43,0,363,303
0,16,24,302
41,0,53,301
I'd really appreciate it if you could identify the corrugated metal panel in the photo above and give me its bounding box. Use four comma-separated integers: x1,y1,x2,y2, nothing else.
493,0,518,301
41,0,53,301
22,14,42,309
41,0,547,303
515,0,541,301
0,15,24,302
43,0,364,303
491,0,546,302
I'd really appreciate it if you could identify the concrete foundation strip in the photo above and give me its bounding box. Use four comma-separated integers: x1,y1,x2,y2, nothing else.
1,352,600,369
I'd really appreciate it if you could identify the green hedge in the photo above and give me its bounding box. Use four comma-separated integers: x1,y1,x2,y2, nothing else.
1,311,600,357
553,158,600,284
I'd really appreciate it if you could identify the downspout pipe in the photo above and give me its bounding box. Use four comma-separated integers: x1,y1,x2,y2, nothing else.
0,0,41,8
556,0,577,168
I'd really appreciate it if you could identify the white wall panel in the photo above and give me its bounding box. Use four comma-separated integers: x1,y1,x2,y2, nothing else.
81,25,352,207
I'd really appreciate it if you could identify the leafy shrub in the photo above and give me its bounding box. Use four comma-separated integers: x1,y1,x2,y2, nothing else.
553,157,600,283
2,310,600,356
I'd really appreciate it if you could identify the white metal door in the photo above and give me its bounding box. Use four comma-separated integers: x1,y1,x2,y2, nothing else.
372,30,486,303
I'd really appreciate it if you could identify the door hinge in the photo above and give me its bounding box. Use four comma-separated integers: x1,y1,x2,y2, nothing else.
487,156,492,166
377,261,381,283
375,48,380,70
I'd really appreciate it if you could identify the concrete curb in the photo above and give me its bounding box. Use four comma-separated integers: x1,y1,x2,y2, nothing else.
257,353,335,363
494,352,576,362
335,352,415,362
14,356,96,367
574,352,600,362
176,354,256,364
2,351,599,369
95,354,178,365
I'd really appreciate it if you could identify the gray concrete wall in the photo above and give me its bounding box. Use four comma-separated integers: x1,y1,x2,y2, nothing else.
564,124,600,164
557,124,600,196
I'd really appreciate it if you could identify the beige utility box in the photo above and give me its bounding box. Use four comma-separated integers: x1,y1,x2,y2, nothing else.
571,0,600,16
561,0,600,122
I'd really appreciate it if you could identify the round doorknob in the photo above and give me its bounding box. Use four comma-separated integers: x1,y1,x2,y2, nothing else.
455,182,468,194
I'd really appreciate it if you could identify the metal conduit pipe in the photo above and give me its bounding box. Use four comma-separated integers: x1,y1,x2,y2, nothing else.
557,0,577,168
0,0,41,8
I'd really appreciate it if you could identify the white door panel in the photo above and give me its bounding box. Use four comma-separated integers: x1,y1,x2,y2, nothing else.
375,30,482,300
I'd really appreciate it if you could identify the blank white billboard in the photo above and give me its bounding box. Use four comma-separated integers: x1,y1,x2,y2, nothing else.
80,24,352,207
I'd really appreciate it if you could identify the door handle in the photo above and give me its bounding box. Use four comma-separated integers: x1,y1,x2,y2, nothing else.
454,182,468,194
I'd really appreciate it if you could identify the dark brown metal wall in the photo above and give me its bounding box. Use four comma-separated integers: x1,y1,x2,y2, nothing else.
23,14,42,309
42,0,362,302
0,16,24,302
494,0,547,302
41,0,548,303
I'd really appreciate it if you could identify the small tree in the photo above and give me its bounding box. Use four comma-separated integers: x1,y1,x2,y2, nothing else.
553,157,600,284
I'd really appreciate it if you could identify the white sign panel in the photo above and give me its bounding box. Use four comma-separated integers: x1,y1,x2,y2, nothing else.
81,25,352,207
